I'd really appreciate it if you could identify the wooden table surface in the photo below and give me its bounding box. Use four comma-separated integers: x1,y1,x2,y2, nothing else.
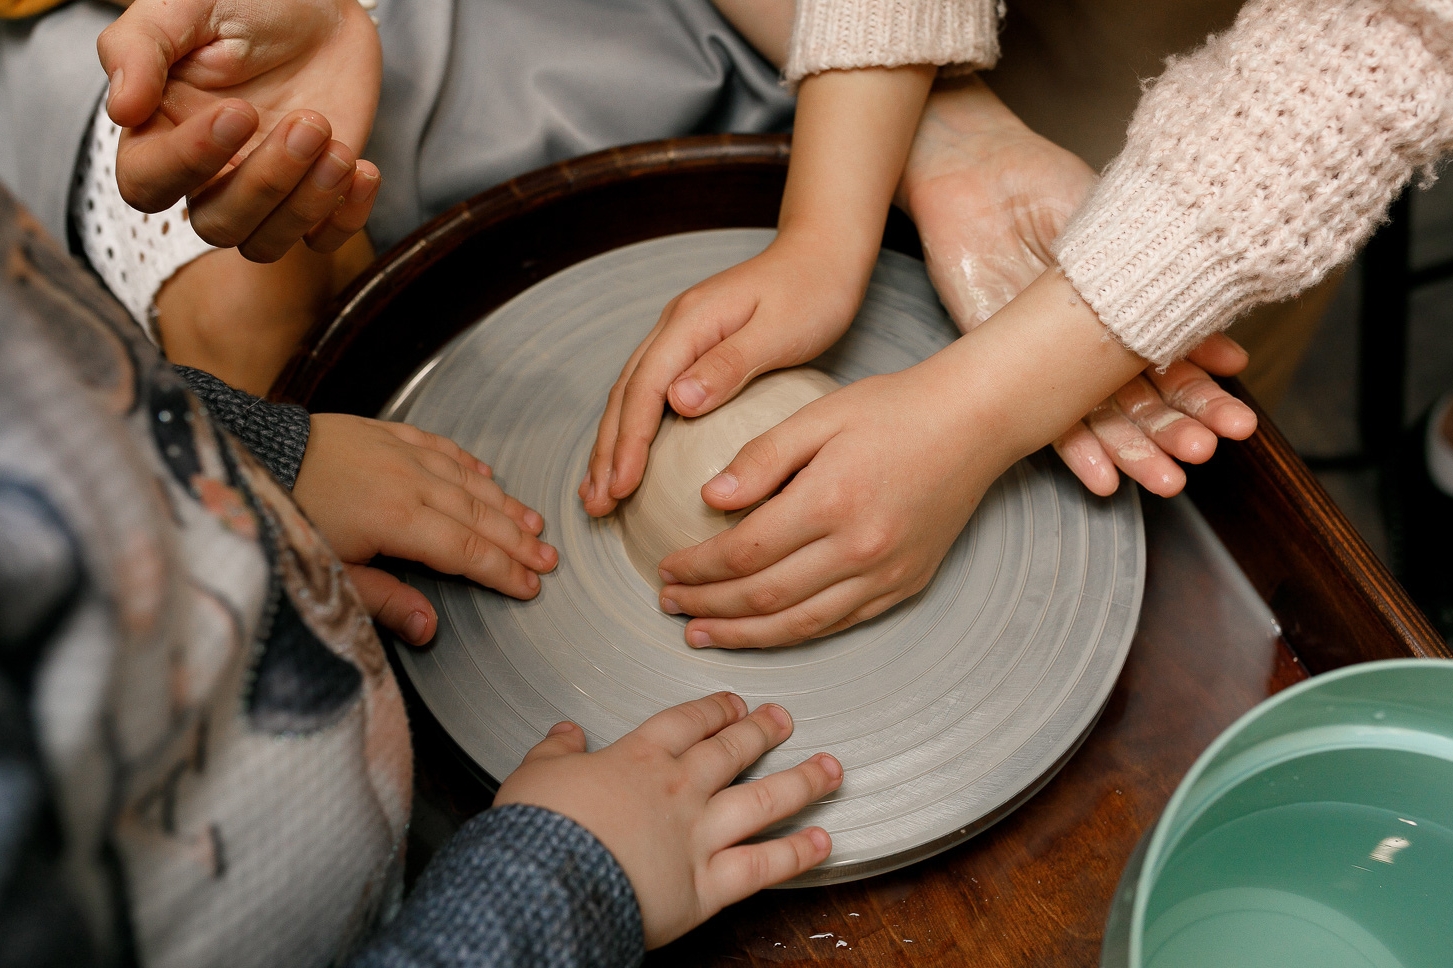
276,135,1452,967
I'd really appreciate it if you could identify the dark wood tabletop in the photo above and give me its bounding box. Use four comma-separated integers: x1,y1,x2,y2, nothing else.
273,135,1452,967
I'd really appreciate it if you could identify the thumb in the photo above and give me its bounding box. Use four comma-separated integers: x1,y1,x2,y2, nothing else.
98,0,216,127
701,404,835,511
344,564,437,646
519,722,587,765
668,323,799,418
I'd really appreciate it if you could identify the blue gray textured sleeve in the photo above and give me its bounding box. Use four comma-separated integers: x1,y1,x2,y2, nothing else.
353,804,645,968
174,366,311,489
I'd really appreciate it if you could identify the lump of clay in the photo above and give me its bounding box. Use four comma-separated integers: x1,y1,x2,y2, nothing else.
619,366,840,589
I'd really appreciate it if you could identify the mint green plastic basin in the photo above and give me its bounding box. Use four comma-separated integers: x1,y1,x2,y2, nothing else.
1101,659,1453,968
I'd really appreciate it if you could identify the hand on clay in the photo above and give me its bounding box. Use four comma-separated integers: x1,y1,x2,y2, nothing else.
292,414,557,645
581,236,868,517
655,268,1155,649
97,0,383,262
495,692,841,948
898,77,1257,497
655,360,1000,649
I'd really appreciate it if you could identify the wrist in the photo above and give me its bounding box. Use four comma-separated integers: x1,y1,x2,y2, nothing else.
932,269,1147,462
771,215,880,284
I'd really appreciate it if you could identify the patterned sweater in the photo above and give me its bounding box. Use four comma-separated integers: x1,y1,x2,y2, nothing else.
792,0,1453,366
0,183,644,968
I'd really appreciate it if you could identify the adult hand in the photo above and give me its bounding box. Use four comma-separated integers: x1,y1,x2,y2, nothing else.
97,0,383,261
581,235,866,517
495,693,841,948
1054,334,1258,497
898,76,1256,496
292,414,557,645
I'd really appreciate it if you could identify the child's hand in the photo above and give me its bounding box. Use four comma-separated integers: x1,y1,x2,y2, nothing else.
97,0,383,261
494,693,841,948
580,236,867,517
292,414,557,645
655,363,993,649
656,269,1146,650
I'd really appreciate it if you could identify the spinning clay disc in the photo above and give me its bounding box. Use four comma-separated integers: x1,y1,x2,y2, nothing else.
619,366,841,588
382,229,1145,885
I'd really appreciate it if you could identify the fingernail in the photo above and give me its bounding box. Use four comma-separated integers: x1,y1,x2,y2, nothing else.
526,571,540,592
661,597,682,615
107,68,124,108
704,472,738,500
311,149,353,190
658,568,677,585
673,377,707,410
524,509,542,531
807,828,832,852
686,628,712,649
286,118,329,161
547,721,574,736
403,611,428,644
540,544,558,566
763,703,792,731
819,754,843,781
212,106,254,147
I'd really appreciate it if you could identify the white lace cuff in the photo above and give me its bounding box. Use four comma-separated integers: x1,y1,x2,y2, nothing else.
71,92,218,344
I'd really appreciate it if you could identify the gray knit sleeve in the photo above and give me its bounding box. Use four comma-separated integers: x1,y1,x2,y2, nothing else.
175,367,311,489
353,804,644,968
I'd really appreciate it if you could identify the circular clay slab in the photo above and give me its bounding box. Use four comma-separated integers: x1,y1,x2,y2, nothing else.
383,229,1145,885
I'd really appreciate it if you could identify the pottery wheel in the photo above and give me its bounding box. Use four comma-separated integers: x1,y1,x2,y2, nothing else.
383,229,1145,885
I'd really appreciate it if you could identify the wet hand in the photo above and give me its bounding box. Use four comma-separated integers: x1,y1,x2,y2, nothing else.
899,77,1256,497
1053,334,1258,497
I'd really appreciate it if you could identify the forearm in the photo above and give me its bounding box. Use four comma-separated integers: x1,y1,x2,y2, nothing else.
934,269,1147,467
351,805,643,968
778,65,935,279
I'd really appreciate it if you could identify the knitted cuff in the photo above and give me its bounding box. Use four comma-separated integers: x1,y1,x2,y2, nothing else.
354,804,644,968
784,0,1001,83
1054,0,1453,366
176,367,312,489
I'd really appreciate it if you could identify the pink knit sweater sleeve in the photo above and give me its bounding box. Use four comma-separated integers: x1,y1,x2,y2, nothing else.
784,0,1003,83
1054,0,1453,367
